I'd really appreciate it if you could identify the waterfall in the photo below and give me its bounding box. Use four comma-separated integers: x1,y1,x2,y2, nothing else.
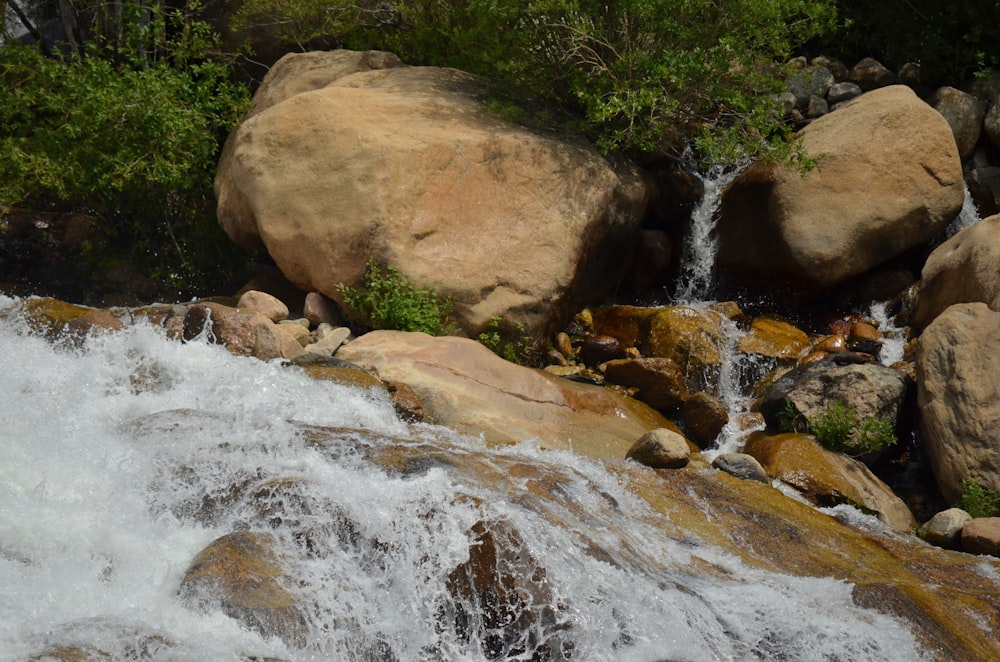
672,166,743,304
0,295,934,661
944,183,982,238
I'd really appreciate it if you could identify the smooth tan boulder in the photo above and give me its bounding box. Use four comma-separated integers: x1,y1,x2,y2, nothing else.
744,432,917,533
336,331,686,461
911,214,1000,329
625,428,690,469
717,85,963,295
961,517,1000,556
216,52,649,340
917,302,1000,502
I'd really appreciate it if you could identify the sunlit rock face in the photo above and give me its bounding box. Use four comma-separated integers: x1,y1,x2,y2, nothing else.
917,302,1000,502
717,85,963,297
215,50,649,340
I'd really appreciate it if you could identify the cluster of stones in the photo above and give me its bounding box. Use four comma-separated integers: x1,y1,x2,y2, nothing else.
781,54,1000,216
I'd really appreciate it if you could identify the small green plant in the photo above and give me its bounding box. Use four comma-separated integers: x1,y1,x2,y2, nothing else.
957,477,1000,518
809,399,857,452
805,399,897,456
338,259,457,336
476,316,538,365
854,416,898,455
776,397,809,433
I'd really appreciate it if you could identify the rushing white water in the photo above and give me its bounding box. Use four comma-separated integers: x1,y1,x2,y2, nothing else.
944,183,982,239
672,166,743,305
0,295,932,661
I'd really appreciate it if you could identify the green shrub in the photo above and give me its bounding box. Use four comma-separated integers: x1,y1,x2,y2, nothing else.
957,477,1000,519
0,3,251,292
233,0,838,165
808,399,857,452
338,259,457,336
476,316,539,366
803,399,898,456
854,416,898,455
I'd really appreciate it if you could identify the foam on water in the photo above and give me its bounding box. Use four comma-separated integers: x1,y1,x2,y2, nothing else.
0,297,931,660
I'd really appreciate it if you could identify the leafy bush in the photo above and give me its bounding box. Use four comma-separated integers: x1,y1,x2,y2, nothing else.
233,0,838,165
957,477,1000,519
476,316,539,366
808,399,857,452
854,416,898,455
338,259,457,336
776,398,898,456
0,2,251,292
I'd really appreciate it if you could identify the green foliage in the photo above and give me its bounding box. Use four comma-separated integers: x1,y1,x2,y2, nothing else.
233,0,838,165
338,259,457,336
808,399,857,451
822,1,1000,84
776,397,809,433
957,477,1000,519
806,399,897,456
854,416,898,455
476,316,539,366
0,2,251,291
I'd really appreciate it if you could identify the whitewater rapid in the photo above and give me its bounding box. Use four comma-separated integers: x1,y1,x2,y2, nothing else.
0,295,931,661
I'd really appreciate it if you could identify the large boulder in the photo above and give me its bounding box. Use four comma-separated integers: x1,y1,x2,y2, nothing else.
917,302,1000,503
717,85,964,296
216,51,650,340
335,331,688,461
758,354,910,448
911,214,1000,329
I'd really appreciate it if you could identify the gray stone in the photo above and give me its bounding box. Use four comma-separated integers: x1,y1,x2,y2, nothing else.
918,508,972,549
712,452,769,484
827,81,862,105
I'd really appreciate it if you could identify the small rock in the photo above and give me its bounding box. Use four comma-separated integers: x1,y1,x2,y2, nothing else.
603,357,688,411
712,453,769,484
961,517,1000,556
554,332,574,361
813,334,847,353
304,326,351,356
237,290,289,323
277,320,311,346
682,392,729,447
918,508,972,549
827,81,863,105
579,335,628,367
303,291,344,327
738,316,810,360
806,94,829,118
848,57,896,91
626,428,690,469
65,309,126,341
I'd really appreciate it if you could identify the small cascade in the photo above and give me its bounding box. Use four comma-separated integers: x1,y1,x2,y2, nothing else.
868,300,907,367
672,165,743,304
944,183,982,238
